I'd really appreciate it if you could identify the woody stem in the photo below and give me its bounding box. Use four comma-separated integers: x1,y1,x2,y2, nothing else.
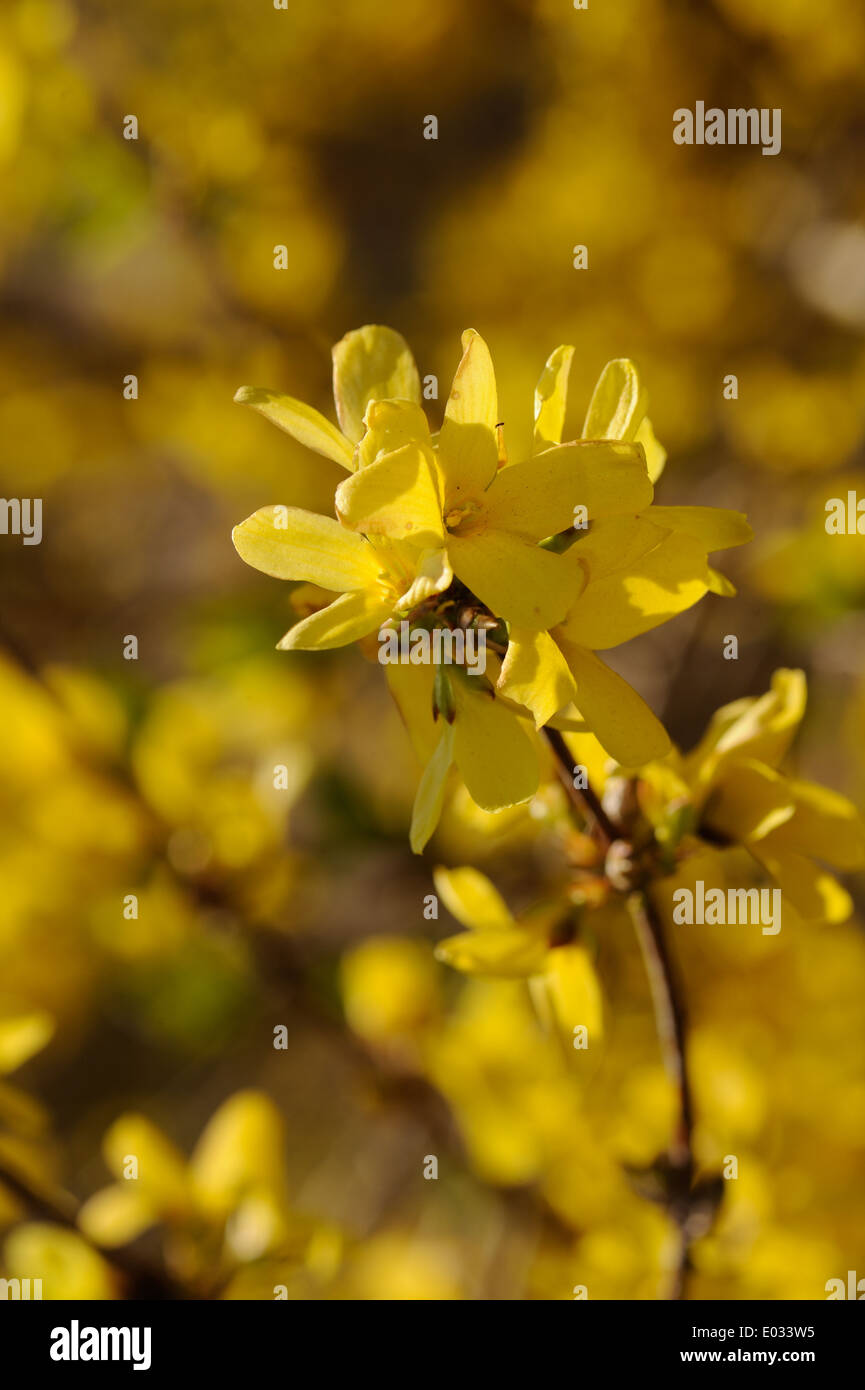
543,727,696,1298
626,889,696,1299
543,728,619,848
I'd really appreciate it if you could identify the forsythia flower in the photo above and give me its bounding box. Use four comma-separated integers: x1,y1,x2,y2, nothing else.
231,325,751,853
433,866,603,1042
641,669,865,924
78,1092,300,1275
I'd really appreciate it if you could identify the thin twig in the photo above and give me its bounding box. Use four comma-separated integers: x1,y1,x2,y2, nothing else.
544,720,697,1298
626,890,696,1299
543,727,619,847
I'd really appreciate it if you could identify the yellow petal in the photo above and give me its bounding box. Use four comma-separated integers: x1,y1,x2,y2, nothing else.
533,344,575,450
102,1114,190,1210
702,760,796,842
190,1091,287,1212
544,945,603,1040
635,415,667,482
386,661,438,762
581,358,647,442
233,505,382,590
335,442,444,545
483,441,653,541
357,399,431,468
233,386,354,470
497,627,576,727
647,506,753,552
4,1225,115,1299
452,680,539,811
395,547,453,611
432,866,516,932
707,567,736,596
332,325,421,444
558,530,710,649
564,515,669,583
409,723,455,854
78,1184,157,1248
435,928,546,977
278,589,392,651
763,779,865,869
689,668,807,775
554,638,671,766
0,1007,53,1074
749,846,852,924
448,530,575,629
438,329,499,501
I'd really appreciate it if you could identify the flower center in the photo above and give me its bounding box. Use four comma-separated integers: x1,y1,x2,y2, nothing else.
444,500,483,535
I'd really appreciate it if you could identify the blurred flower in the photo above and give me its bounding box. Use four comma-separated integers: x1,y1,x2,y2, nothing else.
78,1091,316,1289
433,866,602,1043
643,669,865,924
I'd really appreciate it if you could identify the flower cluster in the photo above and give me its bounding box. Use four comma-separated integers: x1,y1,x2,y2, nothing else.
232,326,751,852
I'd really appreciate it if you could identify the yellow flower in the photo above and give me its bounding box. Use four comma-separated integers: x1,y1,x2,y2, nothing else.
433,866,603,1042
497,355,753,765
233,326,454,651
643,669,865,923
230,327,751,846
335,329,652,632
3,1224,115,1300
78,1092,297,1271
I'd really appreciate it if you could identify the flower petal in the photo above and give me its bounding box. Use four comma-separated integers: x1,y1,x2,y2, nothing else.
452,680,539,811
190,1092,287,1210
761,779,865,869
581,358,647,442
558,529,710,649
435,928,547,977
432,866,516,932
410,723,455,854
232,505,382,591
357,399,432,468
78,1184,157,1248
395,547,453,611
688,669,807,776
647,506,753,552
702,759,796,843
482,441,653,541
635,416,667,483
707,568,736,596
544,946,603,1040
554,638,671,766
278,589,392,651
438,329,499,502
386,661,438,762
497,627,576,727
533,344,575,450
750,845,852,924
564,515,668,582
448,530,576,629
335,442,444,545
233,387,354,470
332,325,421,444
102,1114,190,1208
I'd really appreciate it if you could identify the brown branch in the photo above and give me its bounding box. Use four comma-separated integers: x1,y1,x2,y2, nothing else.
626,890,696,1300
543,727,619,848
543,722,698,1298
